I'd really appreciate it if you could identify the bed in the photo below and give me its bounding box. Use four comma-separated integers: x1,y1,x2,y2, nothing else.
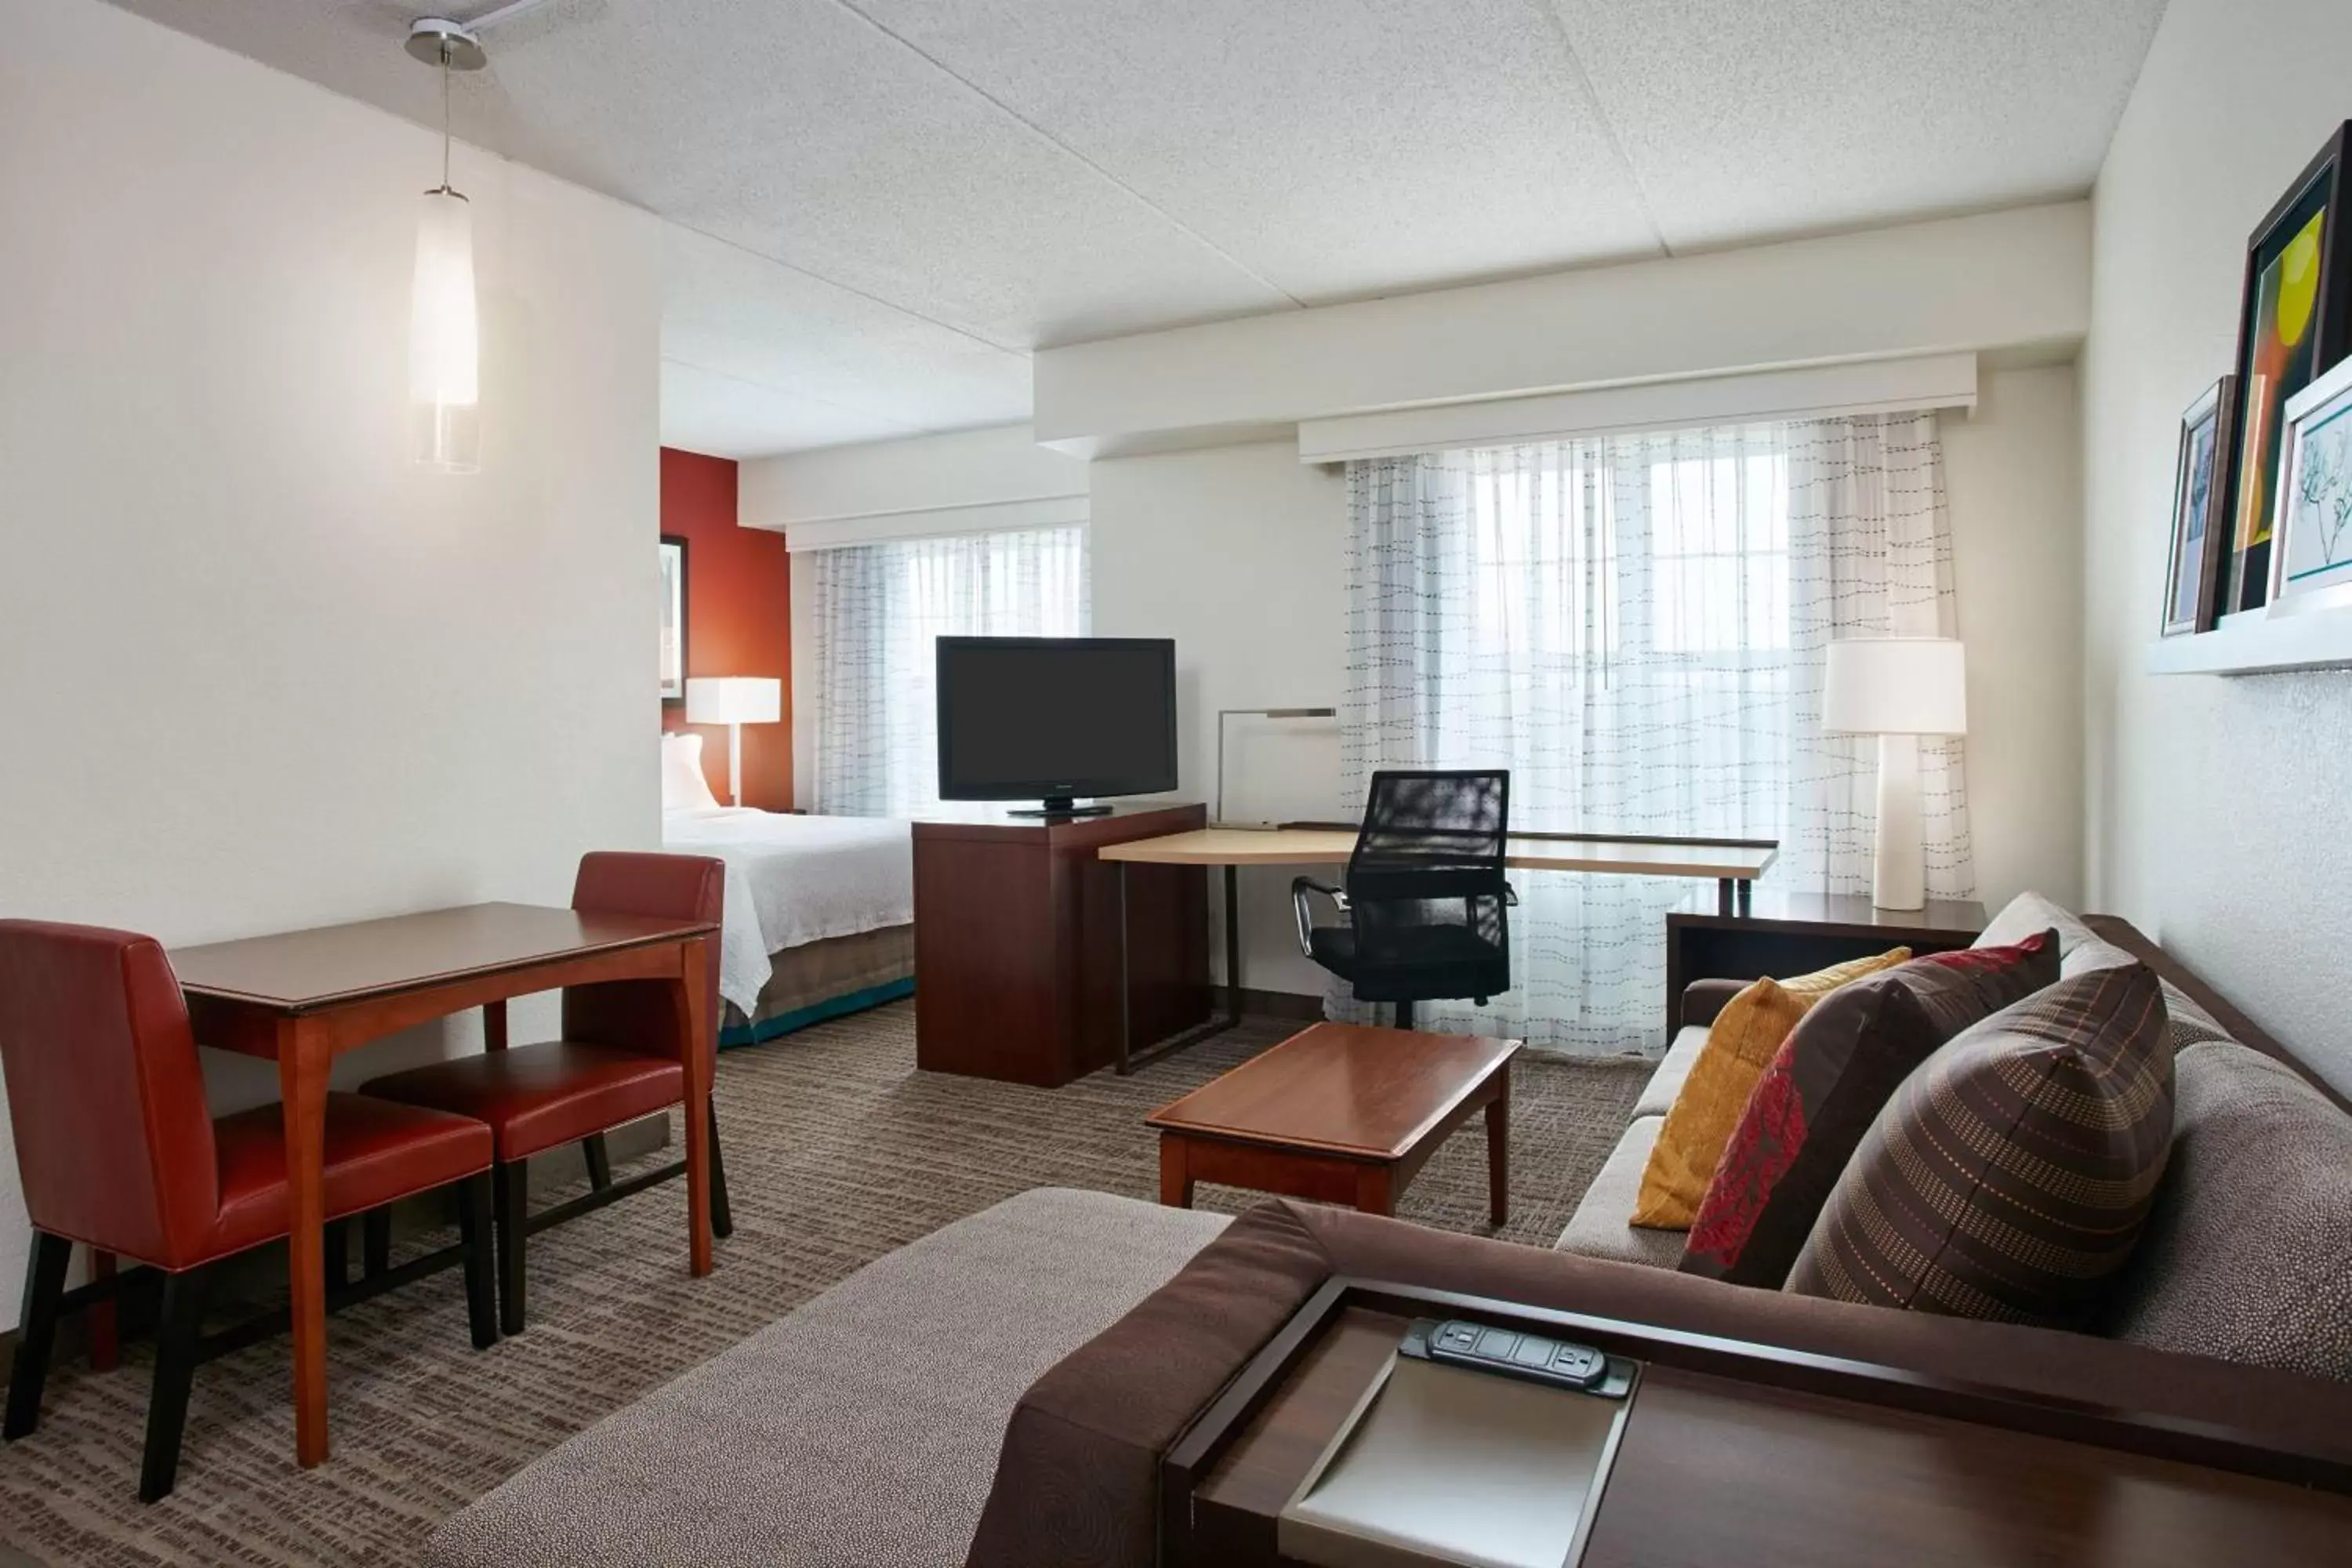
660,736,914,1047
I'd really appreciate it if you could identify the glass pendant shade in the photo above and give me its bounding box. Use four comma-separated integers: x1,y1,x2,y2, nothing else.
409,187,480,473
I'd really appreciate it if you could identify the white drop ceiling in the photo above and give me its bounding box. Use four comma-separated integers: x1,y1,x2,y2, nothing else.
103,0,2167,459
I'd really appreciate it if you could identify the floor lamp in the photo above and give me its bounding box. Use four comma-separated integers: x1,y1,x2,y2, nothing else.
684,677,782,807
1822,637,1967,912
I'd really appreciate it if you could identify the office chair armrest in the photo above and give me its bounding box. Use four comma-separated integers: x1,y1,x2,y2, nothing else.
1290,877,1348,960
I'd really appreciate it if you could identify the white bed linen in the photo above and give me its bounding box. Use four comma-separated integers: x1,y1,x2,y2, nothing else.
659,808,914,1015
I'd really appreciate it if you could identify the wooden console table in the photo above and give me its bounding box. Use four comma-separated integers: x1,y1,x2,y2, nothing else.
1664,891,1987,1034
1164,1279,2352,1566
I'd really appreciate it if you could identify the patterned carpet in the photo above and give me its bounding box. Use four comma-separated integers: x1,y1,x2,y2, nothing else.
0,1003,1648,1566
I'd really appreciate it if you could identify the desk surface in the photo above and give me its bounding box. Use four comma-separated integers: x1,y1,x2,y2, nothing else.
1099,827,1777,880
170,902,717,1011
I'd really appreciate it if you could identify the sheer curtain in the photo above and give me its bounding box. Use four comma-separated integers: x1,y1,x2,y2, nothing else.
808,526,1088,816
1341,412,1972,1054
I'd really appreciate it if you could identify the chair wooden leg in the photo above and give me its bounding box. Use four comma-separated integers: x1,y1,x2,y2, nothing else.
581,1134,612,1192
708,1105,734,1242
455,1174,499,1351
4,1232,71,1440
492,1160,528,1337
362,1208,391,1279
139,1264,211,1504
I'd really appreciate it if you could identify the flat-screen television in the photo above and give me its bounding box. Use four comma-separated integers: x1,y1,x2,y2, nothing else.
935,636,1178,815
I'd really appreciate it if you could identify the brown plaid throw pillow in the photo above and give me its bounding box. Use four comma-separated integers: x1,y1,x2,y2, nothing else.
1679,931,2059,1289
1787,961,2175,1327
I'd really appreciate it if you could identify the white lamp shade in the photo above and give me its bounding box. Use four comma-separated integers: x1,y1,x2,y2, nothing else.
409,187,480,472
1822,637,1967,735
684,677,782,726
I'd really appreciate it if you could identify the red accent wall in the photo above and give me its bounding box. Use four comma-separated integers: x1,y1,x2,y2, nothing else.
659,448,793,811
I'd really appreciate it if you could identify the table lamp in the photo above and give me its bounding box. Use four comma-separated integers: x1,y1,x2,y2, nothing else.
684,676,782,808
1821,637,1967,911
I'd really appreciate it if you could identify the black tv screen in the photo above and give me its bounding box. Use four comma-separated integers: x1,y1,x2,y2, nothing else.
936,637,1178,806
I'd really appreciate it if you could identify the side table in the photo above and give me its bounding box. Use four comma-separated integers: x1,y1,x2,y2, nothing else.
1664,891,1987,1035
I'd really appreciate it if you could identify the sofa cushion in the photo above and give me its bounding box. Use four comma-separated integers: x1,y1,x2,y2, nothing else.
2098,1042,2352,1381
1679,931,2060,1290
1553,1116,1687,1269
1788,963,2175,1328
1632,948,1910,1229
1976,890,2099,956
426,1189,1229,1568
1632,1025,1709,1120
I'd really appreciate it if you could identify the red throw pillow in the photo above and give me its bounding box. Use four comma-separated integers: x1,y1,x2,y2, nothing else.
1679,930,2059,1288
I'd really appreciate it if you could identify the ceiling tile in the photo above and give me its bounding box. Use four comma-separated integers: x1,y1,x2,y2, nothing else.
1547,0,2169,252
659,358,924,458
443,0,1298,348
842,0,1668,307
660,227,1031,438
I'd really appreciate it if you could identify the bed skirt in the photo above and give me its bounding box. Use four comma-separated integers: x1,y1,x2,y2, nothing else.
719,924,916,1049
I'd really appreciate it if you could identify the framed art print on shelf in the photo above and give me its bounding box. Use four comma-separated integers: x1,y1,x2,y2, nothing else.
2268,354,2352,612
2224,122,2352,615
2162,376,2237,636
659,533,688,704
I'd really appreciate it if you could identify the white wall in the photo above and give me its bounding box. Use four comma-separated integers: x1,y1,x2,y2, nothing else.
1036,203,2092,454
1090,443,1348,996
2082,0,2352,1093
0,0,662,1318
1942,365,2086,909
742,423,1086,532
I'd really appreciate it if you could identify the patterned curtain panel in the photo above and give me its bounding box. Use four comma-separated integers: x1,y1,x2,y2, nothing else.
1341,413,1973,1054
808,526,1088,816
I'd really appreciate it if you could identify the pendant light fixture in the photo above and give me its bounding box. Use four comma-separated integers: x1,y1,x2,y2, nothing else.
405,18,487,473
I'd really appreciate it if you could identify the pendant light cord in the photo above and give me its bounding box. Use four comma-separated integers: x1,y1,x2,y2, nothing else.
440,47,453,194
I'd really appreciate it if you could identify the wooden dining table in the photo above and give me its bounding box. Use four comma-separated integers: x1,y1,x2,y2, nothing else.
169,901,717,1468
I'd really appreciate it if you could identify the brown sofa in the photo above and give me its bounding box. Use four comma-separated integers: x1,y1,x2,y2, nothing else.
969,898,2352,1565
1553,892,2352,1381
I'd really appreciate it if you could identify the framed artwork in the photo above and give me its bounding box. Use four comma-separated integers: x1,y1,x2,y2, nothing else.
2223,122,2352,614
2269,353,2352,610
659,534,688,703
2162,376,2237,636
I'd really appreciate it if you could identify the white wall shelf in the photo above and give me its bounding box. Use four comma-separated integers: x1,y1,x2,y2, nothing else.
2147,605,2352,676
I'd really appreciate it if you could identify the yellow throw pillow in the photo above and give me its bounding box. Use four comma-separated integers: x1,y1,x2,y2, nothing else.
1629,948,1911,1229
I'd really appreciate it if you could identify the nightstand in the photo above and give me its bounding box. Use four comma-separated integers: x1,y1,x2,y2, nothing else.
1664,891,1988,1035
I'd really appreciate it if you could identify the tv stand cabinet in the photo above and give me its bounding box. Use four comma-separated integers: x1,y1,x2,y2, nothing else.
913,803,1209,1087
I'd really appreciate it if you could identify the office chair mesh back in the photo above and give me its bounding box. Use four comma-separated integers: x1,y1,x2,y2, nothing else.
1344,771,1512,1004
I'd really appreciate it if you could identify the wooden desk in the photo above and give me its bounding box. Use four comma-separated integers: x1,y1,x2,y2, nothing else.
1098,827,1779,1072
171,902,717,1468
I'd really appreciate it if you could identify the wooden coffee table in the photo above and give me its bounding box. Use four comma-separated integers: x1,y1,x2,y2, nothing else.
1145,1022,1520,1220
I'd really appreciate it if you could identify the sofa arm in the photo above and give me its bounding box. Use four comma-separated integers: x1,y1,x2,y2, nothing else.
1682,977,1746,1029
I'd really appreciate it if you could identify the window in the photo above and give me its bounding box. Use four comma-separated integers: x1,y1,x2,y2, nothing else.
808,526,1087,816
1345,416,1967,1051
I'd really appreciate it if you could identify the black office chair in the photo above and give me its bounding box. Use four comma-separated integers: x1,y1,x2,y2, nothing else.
1292,770,1515,1031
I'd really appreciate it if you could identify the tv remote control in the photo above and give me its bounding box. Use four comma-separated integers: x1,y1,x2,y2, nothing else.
1410,1318,1611,1392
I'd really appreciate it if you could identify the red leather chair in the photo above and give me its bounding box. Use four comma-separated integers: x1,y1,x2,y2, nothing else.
0,921,497,1502
360,851,731,1335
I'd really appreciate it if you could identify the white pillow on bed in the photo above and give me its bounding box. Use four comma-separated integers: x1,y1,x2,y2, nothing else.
661,732,724,812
